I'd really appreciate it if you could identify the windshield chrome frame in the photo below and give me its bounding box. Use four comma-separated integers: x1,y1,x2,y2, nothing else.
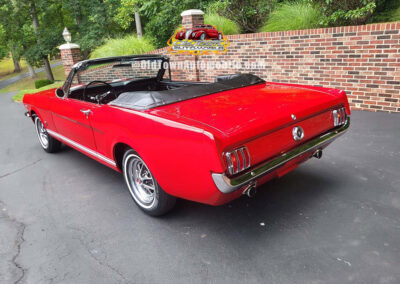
61,55,171,99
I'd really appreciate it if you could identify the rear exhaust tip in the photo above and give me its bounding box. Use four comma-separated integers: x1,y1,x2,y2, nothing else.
242,182,257,198
313,149,323,159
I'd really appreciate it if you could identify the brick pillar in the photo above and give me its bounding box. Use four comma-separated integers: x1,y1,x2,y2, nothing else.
59,43,82,77
180,10,204,81
181,9,204,29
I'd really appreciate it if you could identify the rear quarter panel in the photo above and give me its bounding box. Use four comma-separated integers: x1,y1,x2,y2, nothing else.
93,105,226,204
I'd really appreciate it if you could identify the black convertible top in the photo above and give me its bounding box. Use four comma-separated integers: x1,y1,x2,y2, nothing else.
109,73,265,110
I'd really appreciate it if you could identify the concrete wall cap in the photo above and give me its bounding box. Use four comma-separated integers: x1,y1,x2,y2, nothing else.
181,9,204,16
59,43,80,50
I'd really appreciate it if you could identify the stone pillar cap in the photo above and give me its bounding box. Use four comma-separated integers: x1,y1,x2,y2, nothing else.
59,43,80,50
181,9,204,16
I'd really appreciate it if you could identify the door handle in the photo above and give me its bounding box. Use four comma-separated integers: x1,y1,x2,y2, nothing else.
80,109,91,119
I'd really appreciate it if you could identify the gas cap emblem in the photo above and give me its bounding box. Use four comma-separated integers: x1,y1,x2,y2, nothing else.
292,126,304,141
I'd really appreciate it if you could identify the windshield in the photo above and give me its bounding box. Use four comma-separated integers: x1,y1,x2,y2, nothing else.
70,58,169,87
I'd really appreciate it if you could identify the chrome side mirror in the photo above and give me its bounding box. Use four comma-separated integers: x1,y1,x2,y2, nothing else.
55,88,65,98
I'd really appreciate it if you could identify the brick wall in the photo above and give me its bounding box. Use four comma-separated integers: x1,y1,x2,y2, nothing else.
148,22,400,113
60,47,82,78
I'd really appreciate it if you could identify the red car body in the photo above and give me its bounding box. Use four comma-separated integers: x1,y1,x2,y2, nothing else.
175,25,222,40
23,55,350,209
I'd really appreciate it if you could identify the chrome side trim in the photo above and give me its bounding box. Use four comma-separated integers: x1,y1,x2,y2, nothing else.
46,129,116,167
212,118,350,194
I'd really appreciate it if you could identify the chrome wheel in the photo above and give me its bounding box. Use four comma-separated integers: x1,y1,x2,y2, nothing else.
200,33,206,40
124,154,156,208
35,117,49,149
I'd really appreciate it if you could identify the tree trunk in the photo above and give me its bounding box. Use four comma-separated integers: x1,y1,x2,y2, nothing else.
27,61,37,78
10,47,21,73
43,58,54,81
30,1,54,81
134,6,143,38
12,56,21,73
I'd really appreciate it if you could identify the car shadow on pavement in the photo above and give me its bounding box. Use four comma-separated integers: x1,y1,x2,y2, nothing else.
60,143,344,240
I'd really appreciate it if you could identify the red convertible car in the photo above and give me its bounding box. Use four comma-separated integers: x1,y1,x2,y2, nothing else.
23,55,350,216
175,25,223,40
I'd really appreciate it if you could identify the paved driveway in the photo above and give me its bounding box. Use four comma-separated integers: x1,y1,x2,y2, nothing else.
0,91,399,283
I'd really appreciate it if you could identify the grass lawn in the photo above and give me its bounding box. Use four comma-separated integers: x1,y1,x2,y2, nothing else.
0,57,62,81
0,64,65,95
0,58,29,81
12,82,63,102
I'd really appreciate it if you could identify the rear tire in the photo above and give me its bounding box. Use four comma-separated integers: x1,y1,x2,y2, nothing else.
122,149,176,216
34,116,61,153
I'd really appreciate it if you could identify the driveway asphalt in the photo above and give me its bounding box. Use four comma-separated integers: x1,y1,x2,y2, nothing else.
0,91,399,284
0,61,62,90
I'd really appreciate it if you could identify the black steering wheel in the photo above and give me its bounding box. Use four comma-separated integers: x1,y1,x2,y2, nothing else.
83,80,113,103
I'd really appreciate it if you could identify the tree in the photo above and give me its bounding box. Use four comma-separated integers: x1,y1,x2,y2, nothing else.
29,0,54,81
317,0,377,26
115,0,143,37
209,0,278,33
61,0,122,58
0,1,23,73
117,0,214,48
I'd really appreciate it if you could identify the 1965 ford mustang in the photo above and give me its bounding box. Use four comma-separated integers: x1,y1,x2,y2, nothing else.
23,55,350,216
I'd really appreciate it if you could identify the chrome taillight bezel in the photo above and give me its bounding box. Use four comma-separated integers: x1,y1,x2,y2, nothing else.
225,147,251,175
333,107,347,127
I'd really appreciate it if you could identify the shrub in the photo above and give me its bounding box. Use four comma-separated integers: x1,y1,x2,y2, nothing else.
393,6,400,21
207,0,278,33
260,1,324,32
90,35,155,59
372,0,400,23
35,79,54,89
204,13,241,35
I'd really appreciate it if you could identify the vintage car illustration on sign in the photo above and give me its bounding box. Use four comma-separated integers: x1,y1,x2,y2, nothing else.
23,55,350,216
175,25,223,40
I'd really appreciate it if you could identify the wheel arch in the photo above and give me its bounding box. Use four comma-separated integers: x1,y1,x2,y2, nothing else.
113,142,134,171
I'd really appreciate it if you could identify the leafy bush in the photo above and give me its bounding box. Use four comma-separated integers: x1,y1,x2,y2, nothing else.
35,79,54,89
207,0,278,33
317,0,376,26
139,0,212,48
393,6,400,21
204,13,241,35
90,35,155,59
260,2,324,32
372,0,400,22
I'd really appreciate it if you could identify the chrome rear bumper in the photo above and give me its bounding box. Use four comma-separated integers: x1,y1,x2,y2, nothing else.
212,118,350,194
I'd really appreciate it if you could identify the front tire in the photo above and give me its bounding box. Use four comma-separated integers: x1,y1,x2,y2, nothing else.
122,149,176,216
34,116,61,153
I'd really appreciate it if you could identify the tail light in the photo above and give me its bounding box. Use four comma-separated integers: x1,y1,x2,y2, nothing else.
332,107,347,127
225,147,251,175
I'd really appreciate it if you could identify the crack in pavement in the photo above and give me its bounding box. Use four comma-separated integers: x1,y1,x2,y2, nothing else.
0,159,42,180
76,237,130,283
0,200,27,284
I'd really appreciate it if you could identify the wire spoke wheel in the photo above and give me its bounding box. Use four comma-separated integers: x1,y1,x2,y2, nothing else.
122,150,176,216
124,154,156,208
35,117,49,149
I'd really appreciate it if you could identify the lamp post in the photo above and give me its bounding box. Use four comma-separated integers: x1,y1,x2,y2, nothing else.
62,27,71,44
59,27,81,78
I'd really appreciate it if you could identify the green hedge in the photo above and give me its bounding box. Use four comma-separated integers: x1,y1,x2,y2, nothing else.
35,79,54,89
